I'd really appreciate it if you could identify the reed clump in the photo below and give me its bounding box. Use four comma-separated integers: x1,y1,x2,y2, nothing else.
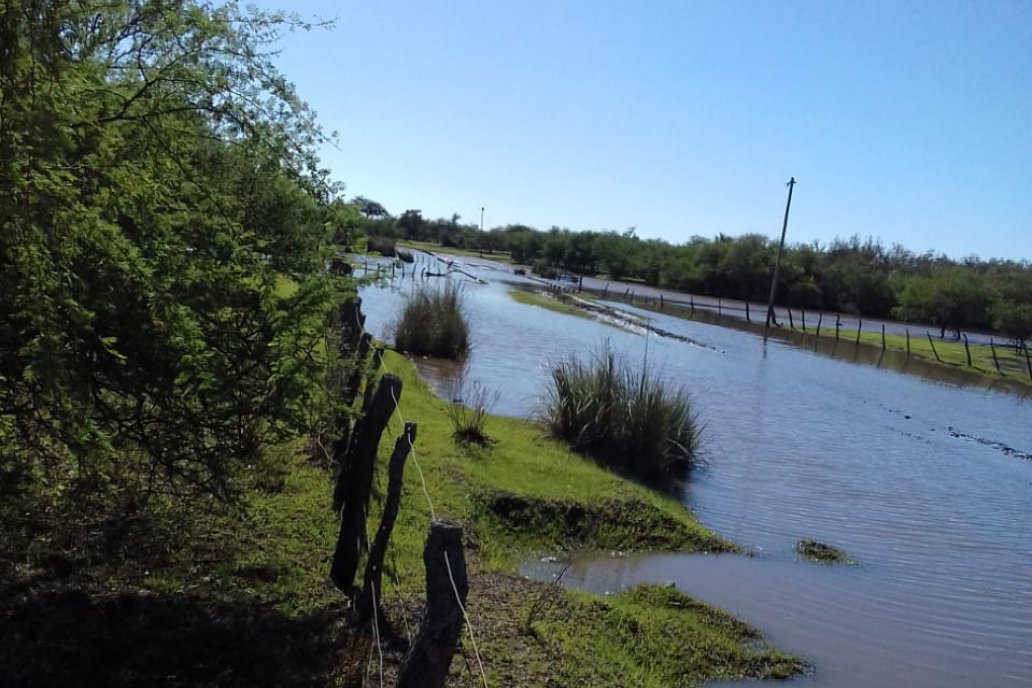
394,282,470,358
542,346,700,482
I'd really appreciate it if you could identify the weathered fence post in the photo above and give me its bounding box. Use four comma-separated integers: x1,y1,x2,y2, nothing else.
834,315,841,340
801,309,807,332
690,294,695,313
926,332,942,363
787,308,794,329
659,293,664,309
989,337,1001,373
331,374,402,592
395,520,469,688
1023,342,1032,380
358,422,417,625
816,311,823,338
855,319,862,346
906,328,911,354
962,334,972,367
745,301,750,322
881,324,886,350
602,283,609,297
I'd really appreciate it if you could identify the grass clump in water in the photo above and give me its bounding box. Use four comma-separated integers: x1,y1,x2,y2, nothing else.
393,281,469,358
795,539,854,565
542,344,701,483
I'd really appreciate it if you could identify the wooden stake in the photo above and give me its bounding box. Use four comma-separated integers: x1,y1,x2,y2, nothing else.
396,520,469,688
881,324,886,350
962,334,972,367
990,337,1000,372
856,319,862,345
926,332,942,363
358,422,417,625
801,309,807,332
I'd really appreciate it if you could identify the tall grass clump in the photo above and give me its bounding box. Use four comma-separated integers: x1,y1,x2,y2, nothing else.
542,345,700,482
394,282,470,358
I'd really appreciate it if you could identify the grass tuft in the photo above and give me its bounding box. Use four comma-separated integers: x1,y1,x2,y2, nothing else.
795,539,855,565
542,344,701,482
393,281,470,358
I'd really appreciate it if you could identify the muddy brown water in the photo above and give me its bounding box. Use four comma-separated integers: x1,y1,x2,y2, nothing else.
360,253,1032,688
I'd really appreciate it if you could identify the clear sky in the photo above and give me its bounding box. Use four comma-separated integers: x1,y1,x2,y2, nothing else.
258,0,1031,261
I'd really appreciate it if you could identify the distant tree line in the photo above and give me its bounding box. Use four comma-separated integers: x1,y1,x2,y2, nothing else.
353,200,1032,345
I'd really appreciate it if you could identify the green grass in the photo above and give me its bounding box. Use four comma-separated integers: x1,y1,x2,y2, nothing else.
853,330,1031,384
397,239,515,264
509,288,593,319
1,350,801,687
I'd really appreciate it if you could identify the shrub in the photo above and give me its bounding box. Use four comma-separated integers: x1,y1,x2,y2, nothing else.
366,235,396,257
542,345,700,482
394,282,470,358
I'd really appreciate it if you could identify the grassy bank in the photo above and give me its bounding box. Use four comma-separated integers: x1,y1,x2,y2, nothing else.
854,330,1031,381
508,288,593,319
2,350,802,687
398,238,515,264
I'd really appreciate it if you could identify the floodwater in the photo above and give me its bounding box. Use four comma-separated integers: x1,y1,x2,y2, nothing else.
358,252,1032,688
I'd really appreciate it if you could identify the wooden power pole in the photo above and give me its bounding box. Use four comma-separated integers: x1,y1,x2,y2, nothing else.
765,177,797,328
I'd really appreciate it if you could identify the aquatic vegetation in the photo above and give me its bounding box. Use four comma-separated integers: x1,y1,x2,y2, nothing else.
393,281,470,358
795,539,855,565
542,345,701,482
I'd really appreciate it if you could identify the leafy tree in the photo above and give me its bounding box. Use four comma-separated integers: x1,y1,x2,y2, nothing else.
992,301,1032,348
895,270,992,337
0,0,344,503
353,196,390,218
398,209,425,241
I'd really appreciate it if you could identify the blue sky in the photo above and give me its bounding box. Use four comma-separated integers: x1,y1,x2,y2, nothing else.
259,0,1031,261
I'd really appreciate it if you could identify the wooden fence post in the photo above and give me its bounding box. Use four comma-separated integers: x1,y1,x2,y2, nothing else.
816,311,823,338
690,295,695,313
1023,342,1032,380
962,334,972,367
660,293,664,309
745,301,750,322
906,328,911,354
855,319,862,346
926,333,942,363
834,315,841,340
396,520,469,688
358,422,417,625
801,309,807,332
881,324,886,350
331,375,402,592
989,337,1001,373
787,308,794,329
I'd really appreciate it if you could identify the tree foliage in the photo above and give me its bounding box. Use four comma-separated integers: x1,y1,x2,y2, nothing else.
1,0,346,503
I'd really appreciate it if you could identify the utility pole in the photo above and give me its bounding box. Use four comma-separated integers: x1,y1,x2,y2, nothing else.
766,177,796,329
479,206,485,258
